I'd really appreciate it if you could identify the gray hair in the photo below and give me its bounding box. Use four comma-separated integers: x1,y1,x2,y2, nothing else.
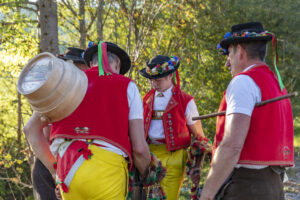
92,51,120,66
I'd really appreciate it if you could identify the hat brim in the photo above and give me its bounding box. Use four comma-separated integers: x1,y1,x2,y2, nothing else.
140,64,179,79
220,35,272,50
84,43,131,75
60,55,85,64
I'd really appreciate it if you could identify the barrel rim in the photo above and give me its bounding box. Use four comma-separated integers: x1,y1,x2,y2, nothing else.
17,52,56,95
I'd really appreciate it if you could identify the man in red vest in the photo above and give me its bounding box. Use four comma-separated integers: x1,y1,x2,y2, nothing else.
24,42,151,200
32,47,88,200
140,55,206,199
200,22,294,200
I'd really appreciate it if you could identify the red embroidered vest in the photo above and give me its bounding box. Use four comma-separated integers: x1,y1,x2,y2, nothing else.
213,65,294,166
143,87,193,151
50,67,133,164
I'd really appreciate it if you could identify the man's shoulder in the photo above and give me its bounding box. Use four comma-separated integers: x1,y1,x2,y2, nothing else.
143,89,155,101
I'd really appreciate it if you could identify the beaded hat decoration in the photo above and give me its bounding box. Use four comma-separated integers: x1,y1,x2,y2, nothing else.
217,22,284,91
146,56,180,75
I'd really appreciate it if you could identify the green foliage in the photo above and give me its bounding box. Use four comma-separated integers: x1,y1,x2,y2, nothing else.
0,1,38,198
294,117,300,148
1,0,300,199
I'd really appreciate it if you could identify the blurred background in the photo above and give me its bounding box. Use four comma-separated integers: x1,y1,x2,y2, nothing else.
0,0,299,199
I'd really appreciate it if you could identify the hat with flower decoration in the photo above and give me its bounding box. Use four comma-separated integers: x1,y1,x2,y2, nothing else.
140,55,180,79
217,22,272,55
140,55,182,88
217,21,285,91
83,41,131,75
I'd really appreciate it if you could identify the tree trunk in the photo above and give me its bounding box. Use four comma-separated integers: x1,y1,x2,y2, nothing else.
79,0,86,48
37,0,59,54
97,0,104,41
34,1,59,199
127,0,136,78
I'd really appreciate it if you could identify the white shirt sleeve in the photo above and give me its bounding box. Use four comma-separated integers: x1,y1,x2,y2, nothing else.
127,81,143,120
185,99,199,125
225,75,261,116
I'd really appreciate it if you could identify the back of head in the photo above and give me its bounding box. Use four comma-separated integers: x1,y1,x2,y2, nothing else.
83,41,131,75
91,51,120,67
218,21,272,61
234,40,267,61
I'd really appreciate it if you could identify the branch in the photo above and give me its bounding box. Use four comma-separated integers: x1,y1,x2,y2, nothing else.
0,177,33,189
64,17,79,31
87,11,97,31
17,5,37,13
102,0,113,26
117,0,128,17
1,20,38,26
61,0,77,17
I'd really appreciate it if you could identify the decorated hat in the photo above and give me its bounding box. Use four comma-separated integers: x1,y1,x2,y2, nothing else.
217,22,273,55
83,41,131,75
217,22,285,91
140,55,180,79
58,47,85,64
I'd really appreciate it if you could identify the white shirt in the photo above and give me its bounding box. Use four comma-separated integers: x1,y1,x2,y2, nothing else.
148,86,199,140
225,64,266,169
50,81,143,158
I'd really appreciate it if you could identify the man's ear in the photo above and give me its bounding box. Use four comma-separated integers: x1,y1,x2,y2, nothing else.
237,44,245,60
90,61,93,67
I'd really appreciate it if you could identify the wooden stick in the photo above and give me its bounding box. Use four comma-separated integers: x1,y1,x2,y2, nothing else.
192,92,298,121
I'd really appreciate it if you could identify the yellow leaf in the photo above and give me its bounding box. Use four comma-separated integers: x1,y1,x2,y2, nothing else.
200,4,206,10
4,154,12,161
16,160,23,165
16,167,23,174
10,177,19,184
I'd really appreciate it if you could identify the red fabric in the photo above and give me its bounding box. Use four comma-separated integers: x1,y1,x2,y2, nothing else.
214,65,294,166
101,43,114,74
143,87,193,151
50,67,133,165
56,141,90,186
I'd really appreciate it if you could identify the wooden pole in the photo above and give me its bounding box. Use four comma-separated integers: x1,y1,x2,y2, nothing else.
192,92,298,121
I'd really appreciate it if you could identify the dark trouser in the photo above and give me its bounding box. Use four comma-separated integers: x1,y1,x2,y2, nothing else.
32,159,57,200
220,167,284,200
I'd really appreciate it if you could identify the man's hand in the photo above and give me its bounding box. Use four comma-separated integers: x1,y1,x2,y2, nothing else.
200,113,251,200
128,119,151,175
55,186,62,200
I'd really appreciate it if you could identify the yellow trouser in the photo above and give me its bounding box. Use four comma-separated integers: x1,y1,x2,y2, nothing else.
61,145,128,200
149,144,187,200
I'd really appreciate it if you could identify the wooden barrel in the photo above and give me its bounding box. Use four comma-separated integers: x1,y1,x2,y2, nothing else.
17,52,88,122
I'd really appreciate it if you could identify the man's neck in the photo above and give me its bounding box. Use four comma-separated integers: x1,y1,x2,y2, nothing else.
157,84,173,93
242,59,266,71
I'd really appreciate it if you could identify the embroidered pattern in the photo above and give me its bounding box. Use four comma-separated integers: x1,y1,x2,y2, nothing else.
146,56,179,75
186,137,212,200
152,110,164,120
217,31,273,55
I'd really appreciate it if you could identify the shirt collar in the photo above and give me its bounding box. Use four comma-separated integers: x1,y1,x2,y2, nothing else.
243,64,258,72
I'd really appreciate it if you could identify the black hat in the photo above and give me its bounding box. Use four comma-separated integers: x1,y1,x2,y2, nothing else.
83,41,131,75
217,22,273,55
58,47,85,64
140,55,180,79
